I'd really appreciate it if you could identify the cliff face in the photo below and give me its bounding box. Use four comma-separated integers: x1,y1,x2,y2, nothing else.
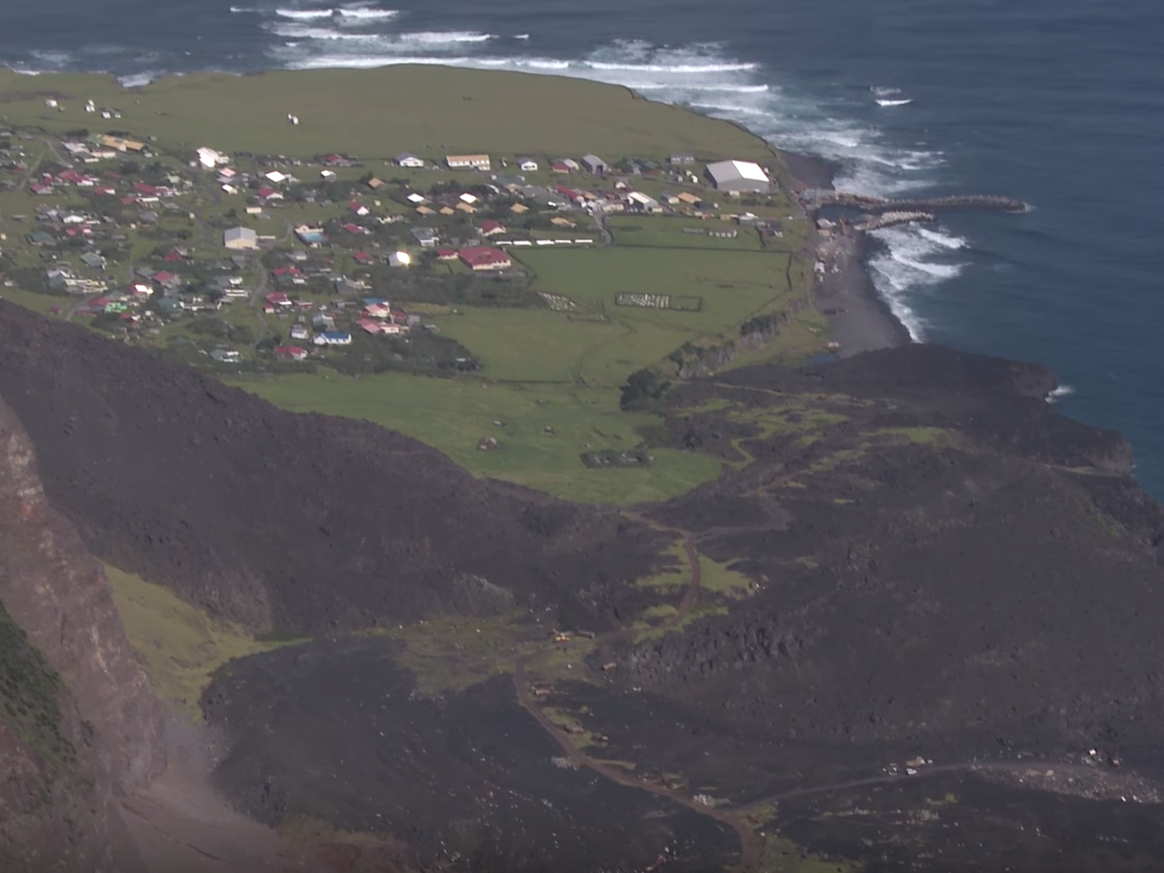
0,395,164,869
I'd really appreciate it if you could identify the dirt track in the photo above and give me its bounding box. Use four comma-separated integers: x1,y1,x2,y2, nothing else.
512,535,756,870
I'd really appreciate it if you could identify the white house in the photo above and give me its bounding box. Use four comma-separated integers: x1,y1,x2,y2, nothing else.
445,154,491,171
197,147,228,169
394,153,425,168
388,251,412,268
265,171,288,183
517,157,539,172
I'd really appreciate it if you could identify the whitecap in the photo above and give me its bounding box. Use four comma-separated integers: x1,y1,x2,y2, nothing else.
119,71,164,87
275,8,335,19
397,32,495,44
335,5,400,20
916,227,968,250
514,34,530,40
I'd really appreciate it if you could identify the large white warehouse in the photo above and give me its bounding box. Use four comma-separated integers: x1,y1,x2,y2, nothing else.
705,159,771,193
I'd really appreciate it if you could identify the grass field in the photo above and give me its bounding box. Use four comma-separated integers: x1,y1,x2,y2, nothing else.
105,564,295,720
233,371,723,505
0,66,776,164
608,216,767,251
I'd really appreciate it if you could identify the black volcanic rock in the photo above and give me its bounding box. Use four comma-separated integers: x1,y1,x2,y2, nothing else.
628,355,1164,764
0,302,664,636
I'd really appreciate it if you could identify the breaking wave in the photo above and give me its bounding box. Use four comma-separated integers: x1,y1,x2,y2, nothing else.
275,8,335,19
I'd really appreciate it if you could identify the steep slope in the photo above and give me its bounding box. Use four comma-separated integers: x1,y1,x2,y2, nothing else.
0,301,664,637
0,396,164,871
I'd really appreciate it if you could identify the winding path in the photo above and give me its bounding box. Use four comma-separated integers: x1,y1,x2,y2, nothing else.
512,534,756,869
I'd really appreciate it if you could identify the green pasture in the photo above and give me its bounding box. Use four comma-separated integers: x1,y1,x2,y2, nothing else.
232,371,722,505
0,66,777,164
607,215,767,251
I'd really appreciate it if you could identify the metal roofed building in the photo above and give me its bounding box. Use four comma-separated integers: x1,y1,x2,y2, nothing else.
704,159,771,193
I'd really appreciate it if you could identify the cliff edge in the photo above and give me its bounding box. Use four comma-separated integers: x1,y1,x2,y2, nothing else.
0,396,165,870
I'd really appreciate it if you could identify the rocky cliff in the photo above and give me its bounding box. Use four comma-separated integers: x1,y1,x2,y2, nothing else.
0,395,165,870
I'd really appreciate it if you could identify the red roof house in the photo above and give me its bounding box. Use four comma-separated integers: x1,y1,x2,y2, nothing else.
264,292,291,306
133,182,157,196
479,219,505,237
353,252,374,265
436,248,458,260
162,250,186,263
458,246,512,272
275,346,309,361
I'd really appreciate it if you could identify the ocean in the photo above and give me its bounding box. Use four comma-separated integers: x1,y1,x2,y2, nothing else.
3,0,1163,493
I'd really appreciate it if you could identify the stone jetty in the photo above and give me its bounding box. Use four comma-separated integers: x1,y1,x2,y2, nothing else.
801,190,1028,215
855,211,936,231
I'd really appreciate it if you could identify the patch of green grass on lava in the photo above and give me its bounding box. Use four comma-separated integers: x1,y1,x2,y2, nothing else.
105,564,297,721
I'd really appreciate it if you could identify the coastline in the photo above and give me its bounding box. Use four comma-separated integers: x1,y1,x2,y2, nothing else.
775,146,913,358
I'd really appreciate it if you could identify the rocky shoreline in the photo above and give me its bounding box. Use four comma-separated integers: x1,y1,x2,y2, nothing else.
776,147,914,358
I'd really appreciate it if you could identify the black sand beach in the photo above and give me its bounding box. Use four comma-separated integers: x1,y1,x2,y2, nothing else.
777,148,913,358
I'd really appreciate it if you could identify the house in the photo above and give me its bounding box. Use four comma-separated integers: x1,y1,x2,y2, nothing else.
349,202,370,217
264,171,287,183
313,331,352,346
410,227,438,247
264,292,292,308
436,248,458,261
353,252,375,265
668,154,696,165
366,176,384,190
459,193,478,204
510,202,530,214
517,157,538,172
388,251,411,268
458,246,512,271
549,216,575,228
438,206,455,216
246,205,264,215
294,226,326,246
210,349,242,363
455,202,476,214
415,205,436,216
80,252,106,270
549,161,571,174
554,184,582,203
290,324,310,340
445,154,491,171
627,191,661,213
479,219,505,237
196,147,228,168
223,227,258,250
151,271,180,289
393,153,425,168
406,192,427,204
257,187,282,201
275,345,309,361
677,191,701,205
581,154,608,175
704,159,771,193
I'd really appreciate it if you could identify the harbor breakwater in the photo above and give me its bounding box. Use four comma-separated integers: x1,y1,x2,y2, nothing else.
801,191,1028,215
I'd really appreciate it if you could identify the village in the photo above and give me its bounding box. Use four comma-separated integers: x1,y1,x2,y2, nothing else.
0,118,805,375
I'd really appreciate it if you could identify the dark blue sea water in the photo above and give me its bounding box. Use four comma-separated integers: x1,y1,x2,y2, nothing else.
3,0,1163,493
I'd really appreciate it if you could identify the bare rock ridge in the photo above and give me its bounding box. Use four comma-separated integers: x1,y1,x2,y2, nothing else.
0,300,663,637
0,395,164,871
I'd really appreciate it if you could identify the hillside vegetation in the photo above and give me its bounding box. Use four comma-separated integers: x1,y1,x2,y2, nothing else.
0,66,775,161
